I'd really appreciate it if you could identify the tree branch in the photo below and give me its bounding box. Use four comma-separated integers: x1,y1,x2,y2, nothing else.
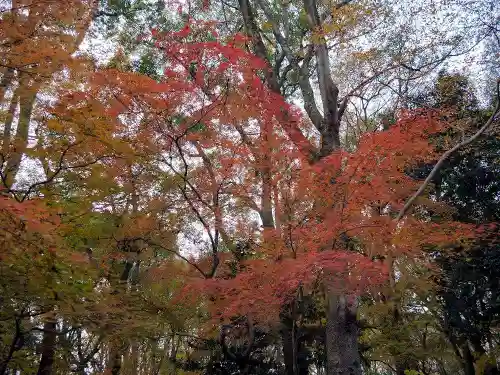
396,79,500,221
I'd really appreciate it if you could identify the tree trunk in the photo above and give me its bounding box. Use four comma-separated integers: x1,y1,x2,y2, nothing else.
237,1,354,373
461,343,475,375
4,79,38,188
36,320,57,375
124,341,139,375
302,0,341,158
0,68,14,103
0,318,22,375
1,87,18,160
470,340,500,375
325,294,361,375
105,256,134,375
296,337,310,375
281,321,295,375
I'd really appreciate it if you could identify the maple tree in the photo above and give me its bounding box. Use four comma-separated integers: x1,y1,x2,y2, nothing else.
167,2,500,373
0,0,97,192
0,1,499,375
62,20,497,375
358,74,500,375
0,2,100,374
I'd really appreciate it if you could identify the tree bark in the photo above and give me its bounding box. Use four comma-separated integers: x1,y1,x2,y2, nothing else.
470,340,500,375
1,89,18,160
237,0,316,160
36,320,57,375
325,294,361,375
302,0,342,158
281,320,296,375
124,341,139,375
105,256,134,375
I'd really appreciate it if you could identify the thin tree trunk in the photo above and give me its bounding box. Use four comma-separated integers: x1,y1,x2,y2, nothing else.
104,261,131,375
0,68,14,104
4,79,38,188
124,341,139,375
0,318,22,375
237,0,314,159
105,169,141,375
104,260,133,375
1,88,19,161
260,120,275,240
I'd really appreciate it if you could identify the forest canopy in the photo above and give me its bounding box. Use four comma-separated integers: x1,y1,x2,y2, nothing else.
0,1,499,375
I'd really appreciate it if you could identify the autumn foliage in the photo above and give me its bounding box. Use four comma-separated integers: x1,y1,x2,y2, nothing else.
1,3,498,374
38,22,475,327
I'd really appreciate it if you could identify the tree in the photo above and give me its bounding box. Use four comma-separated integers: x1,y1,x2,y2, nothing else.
177,1,500,373
0,0,96,192
428,75,500,375
1,2,499,375
98,19,488,375
357,74,500,375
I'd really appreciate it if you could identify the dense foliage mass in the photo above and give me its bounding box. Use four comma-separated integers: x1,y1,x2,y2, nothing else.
0,1,499,375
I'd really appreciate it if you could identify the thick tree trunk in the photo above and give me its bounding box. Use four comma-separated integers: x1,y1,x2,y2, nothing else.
281,326,294,375
302,0,342,158
325,294,361,375
36,320,57,375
